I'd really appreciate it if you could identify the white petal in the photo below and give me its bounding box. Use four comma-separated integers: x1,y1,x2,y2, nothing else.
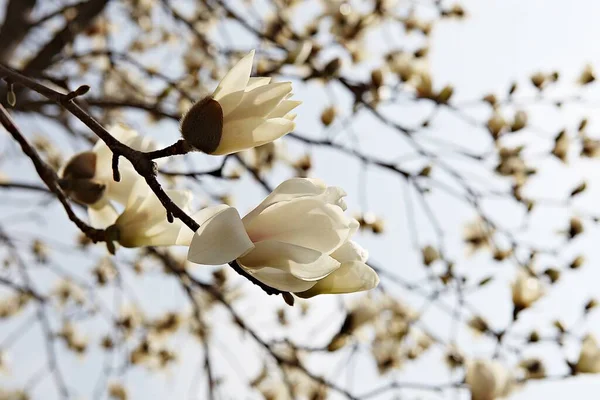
331,241,369,263
226,82,292,121
295,261,379,298
238,240,340,281
88,197,118,229
103,167,143,205
267,99,302,119
243,198,354,254
246,77,272,91
216,90,245,117
187,205,254,265
213,117,294,155
241,266,317,292
243,178,327,223
213,50,255,101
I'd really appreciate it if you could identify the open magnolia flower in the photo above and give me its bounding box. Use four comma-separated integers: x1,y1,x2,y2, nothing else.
465,359,514,400
60,124,161,228
106,179,197,248
187,178,379,297
180,50,301,155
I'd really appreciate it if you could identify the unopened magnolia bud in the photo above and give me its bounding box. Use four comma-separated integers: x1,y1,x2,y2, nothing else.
321,106,336,126
436,85,454,104
487,113,506,138
323,58,342,77
59,178,106,205
180,96,223,154
570,255,584,269
531,72,546,89
543,268,561,283
62,151,97,180
371,68,384,88
483,94,497,106
421,245,439,266
579,65,595,85
511,110,528,132
568,217,584,239
571,182,587,197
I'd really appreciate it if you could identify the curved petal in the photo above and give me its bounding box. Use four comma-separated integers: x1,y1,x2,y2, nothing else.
226,82,292,121
243,178,327,223
238,240,340,281
187,205,254,265
243,198,354,254
267,99,302,119
331,241,369,263
214,117,294,155
213,50,255,101
216,90,245,117
242,266,318,292
246,77,272,91
88,198,118,229
103,167,143,205
295,261,379,298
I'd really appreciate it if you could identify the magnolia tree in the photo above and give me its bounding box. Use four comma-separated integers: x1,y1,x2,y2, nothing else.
1,0,600,399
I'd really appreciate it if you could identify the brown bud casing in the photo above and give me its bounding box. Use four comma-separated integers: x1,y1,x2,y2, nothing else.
180,96,224,154
62,151,97,180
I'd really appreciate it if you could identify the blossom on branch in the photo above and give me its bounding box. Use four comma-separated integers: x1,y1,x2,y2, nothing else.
187,178,379,297
180,50,301,155
107,179,197,248
60,124,161,228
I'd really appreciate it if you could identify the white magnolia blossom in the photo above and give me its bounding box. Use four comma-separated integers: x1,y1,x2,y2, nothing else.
60,124,161,229
465,359,514,400
576,334,600,373
108,179,196,248
182,50,300,155
187,178,379,296
511,270,545,310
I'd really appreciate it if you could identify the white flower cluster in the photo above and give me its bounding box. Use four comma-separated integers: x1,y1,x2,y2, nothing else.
60,51,379,298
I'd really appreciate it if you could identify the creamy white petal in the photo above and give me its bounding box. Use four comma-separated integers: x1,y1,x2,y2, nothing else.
187,205,254,265
103,167,143,205
88,197,118,229
241,266,317,292
238,240,340,281
331,241,369,263
213,117,294,155
243,178,327,223
213,50,255,101
246,77,272,91
295,261,379,298
216,90,245,117
244,198,353,254
226,82,292,121
267,99,302,119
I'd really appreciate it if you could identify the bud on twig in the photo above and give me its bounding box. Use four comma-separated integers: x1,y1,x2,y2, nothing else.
180,96,224,154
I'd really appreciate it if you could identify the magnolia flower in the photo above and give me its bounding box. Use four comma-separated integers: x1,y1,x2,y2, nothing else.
511,270,544,312
60,124,160,229
465,359,514,400
576,334,600,373
180,50,300,155
106,179,196,248
187,178,379,297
